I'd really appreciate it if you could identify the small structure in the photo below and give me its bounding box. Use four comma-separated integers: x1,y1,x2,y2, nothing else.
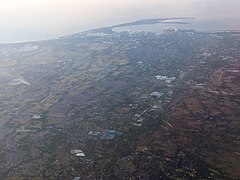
165,80,171,84
168,90,173,95
156,75,167,80
88,130,100,138
70,150,85,157
88,131,94,135
102,130,116,140
133,123,142,127
150,92,163,98
156,75,176,83
163,28,178,34
32,114,41,119
73,177,81,180
76,153,86,157
16,126,35,133
152,106,158,109
137,118,144,123
9,78,31,86
134,114,141,118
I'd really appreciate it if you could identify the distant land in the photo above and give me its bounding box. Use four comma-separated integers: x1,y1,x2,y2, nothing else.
110,17,193,28
1,17,240,44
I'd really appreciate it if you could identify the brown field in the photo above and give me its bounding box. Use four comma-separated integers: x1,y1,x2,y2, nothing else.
166,59,240,177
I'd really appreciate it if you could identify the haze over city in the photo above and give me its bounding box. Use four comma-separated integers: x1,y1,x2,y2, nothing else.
1,0,240,42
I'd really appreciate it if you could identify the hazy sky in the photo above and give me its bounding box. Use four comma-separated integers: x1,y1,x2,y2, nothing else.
0,0,240,43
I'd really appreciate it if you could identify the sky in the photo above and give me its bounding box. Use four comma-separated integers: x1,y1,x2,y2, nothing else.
0,0,240,43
